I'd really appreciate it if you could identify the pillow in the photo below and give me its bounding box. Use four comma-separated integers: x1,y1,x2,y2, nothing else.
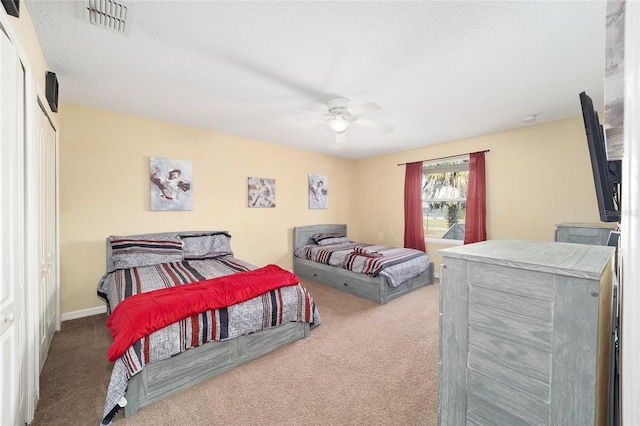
311,232,350,246
109,235,183,270
179,231,233,259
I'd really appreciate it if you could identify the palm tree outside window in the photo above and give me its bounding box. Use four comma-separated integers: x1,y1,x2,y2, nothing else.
422,156,469,241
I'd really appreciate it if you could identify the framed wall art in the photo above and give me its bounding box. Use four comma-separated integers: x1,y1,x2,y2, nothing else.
308,173,328,209
150,157,193,211
248,177,275,208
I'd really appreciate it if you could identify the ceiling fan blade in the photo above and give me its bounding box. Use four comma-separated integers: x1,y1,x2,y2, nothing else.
354,117,394,132
335,132,347,144
348,102,381,116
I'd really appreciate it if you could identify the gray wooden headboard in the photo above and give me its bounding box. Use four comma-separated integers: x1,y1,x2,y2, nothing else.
292,224,347,250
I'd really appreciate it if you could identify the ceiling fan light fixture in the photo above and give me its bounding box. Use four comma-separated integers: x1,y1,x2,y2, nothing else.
329,115,349,133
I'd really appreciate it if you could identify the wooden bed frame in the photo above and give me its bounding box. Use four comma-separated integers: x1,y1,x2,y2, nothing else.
104,232,311,417
293,224,434,304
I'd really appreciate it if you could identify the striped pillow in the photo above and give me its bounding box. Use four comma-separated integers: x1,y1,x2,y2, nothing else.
179,232,233,259
109,235,183,270
311,232,350,246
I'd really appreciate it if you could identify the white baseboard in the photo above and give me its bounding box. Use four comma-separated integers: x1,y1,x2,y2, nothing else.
61,305,107,322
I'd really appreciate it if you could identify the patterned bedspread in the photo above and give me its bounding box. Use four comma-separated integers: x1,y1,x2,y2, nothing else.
294,242,430,287
97,257,321,424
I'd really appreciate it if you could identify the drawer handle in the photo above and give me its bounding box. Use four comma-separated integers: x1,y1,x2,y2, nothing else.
343,283,349,287
313,273,317,277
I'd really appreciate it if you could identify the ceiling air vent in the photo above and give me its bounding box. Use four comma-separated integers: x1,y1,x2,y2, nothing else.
85,0,133,35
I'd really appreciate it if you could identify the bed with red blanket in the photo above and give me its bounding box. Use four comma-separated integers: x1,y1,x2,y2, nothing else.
97,231,321,425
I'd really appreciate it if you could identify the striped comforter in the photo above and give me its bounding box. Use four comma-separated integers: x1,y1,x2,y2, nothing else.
294,242,430,287
97,257,321,424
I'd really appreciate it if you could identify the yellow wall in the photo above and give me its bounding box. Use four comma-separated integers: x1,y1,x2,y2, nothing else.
353,117,603,271
58,103,355,314
60,103,603,315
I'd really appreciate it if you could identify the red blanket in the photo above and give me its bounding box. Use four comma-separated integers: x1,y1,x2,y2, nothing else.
106,264,299,361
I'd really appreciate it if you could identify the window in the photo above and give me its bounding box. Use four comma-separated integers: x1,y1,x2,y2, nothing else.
422,156,469,241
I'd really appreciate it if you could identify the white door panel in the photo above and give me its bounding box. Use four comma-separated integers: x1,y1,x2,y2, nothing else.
37,100,57,372
0,27,25,426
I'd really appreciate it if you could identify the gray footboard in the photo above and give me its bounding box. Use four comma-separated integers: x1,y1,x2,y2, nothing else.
124,322,310,417
384,262,434,303
292,224,434,304
294,257,433,304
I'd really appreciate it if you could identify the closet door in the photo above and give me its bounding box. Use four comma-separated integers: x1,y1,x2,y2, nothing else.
0,27,26,426
37,99,57,372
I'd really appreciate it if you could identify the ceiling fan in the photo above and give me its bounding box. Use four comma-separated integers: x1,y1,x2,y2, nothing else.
320,97,394,143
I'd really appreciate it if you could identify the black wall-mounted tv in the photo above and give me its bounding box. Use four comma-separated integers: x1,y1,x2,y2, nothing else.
1,0,19,18
579,91,621,223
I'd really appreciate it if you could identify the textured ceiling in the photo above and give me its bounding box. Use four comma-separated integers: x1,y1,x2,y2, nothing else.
26,1,607,160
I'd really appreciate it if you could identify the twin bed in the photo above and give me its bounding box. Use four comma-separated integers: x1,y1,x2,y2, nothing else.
293,224,434,304
98,225,432,424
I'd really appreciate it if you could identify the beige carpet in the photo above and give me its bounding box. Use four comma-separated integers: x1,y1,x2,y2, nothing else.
31,278,440,426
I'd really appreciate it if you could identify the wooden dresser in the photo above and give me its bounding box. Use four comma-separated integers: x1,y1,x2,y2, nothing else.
555,222,617,246
438,239,615,425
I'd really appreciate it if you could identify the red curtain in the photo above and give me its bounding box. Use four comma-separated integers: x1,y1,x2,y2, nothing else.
404,161,426,251
464,151,487,244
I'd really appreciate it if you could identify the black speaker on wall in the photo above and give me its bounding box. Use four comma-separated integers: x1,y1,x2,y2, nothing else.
1,0,19,17
45,71,58,113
